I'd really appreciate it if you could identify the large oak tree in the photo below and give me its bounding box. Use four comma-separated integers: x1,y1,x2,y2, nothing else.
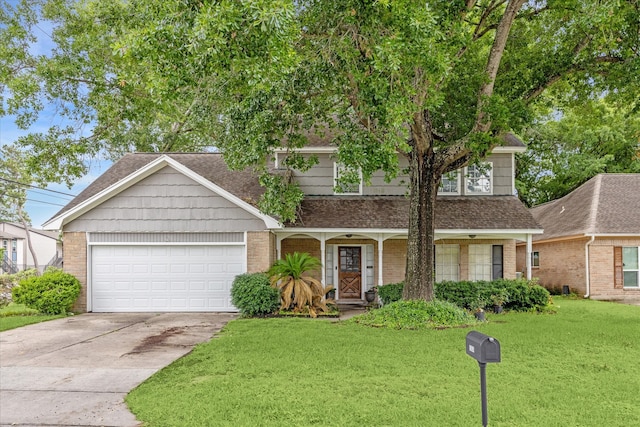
2,0,638,299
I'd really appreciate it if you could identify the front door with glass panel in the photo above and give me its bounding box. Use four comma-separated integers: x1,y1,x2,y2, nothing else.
338,246,361,299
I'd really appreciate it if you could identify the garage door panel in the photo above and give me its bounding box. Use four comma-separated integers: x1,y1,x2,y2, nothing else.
91,245,243,312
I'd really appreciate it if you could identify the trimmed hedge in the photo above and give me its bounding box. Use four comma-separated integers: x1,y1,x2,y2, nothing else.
377,282,404,305
438,278,551,311
376,279,551,312
231,273,280,317
11,269,81,314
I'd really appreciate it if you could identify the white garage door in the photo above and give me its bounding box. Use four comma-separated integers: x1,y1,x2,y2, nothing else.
91,245,244,312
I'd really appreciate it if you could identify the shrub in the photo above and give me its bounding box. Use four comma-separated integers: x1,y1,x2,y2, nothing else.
11,269,80,314
231,273,280,317
0,269,39,307
377,282,404,305
435,278,551,312
349,299,477,330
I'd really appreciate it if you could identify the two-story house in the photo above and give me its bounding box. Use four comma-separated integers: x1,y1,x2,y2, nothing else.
44,135,542,312
1,222,61,273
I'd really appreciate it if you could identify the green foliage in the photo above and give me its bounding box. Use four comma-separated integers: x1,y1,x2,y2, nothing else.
377,282,404,305
11,269,81,314
0,302,40,317
516,100,640,207
0,269,38,307
268,252,332,317
230,273,280,317
435,279,551,312
349,299,476,330
2,0,638,298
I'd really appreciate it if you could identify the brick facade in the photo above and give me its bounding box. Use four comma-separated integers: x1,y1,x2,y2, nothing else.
246,231,275,273
517,236,640,300
62,232,88,312
589,238,640,300
281,237,519,287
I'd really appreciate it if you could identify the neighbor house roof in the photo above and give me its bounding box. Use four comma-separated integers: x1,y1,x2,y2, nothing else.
530,174,640,241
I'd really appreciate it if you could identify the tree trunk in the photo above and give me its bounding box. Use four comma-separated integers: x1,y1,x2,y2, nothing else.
403,148,440,301
18,210,39,273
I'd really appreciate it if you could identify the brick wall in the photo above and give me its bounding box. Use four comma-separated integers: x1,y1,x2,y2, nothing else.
520,238,590,295
589,238,640,300
246,231,275,273
63,232,87,312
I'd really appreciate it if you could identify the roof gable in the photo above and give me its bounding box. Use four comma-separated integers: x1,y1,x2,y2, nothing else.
44,154,280,230
530,174,640,240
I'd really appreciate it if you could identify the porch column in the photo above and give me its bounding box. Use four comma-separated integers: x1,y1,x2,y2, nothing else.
276,236,282,260
320,233,326,285
377,234,384,287
526,234,532,280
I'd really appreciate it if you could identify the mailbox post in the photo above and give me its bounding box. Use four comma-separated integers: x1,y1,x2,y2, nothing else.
466,331,501,427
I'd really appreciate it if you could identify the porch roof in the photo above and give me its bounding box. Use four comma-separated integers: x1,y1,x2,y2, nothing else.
287,195,542,231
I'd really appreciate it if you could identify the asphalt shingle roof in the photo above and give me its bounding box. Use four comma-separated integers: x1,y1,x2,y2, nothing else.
291,196,540,230
51,152,541,232
530,173,640,240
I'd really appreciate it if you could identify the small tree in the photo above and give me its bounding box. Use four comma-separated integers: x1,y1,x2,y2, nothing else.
268,252,334,318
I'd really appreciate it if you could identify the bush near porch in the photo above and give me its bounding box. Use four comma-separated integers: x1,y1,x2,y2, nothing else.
377,278,551,311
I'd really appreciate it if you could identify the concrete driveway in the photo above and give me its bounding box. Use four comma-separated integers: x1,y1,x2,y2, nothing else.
0,312,236,427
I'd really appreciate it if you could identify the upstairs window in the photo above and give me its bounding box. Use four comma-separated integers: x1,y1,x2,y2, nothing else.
438,171,460,195
334,163,363,195
465,163,493,195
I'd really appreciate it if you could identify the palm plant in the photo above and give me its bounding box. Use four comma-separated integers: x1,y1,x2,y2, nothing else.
268,252,334,317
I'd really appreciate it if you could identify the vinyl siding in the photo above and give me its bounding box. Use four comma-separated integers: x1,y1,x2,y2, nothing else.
65,167,267,233
284,152,515,196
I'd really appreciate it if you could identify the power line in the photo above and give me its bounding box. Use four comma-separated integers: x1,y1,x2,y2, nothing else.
28,188,74,200
25,198,66,207
0,177,77,197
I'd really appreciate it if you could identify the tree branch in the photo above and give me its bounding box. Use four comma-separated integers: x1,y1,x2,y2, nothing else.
473,0,526,133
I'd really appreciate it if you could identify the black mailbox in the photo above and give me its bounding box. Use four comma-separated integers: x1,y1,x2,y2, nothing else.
466,331,501,363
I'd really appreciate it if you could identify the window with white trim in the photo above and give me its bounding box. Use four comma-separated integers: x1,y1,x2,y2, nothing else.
465,163,493,195
438,171,460,195
622,247,639,288
532,251,540,267
435,244,459,282
334,163,363,195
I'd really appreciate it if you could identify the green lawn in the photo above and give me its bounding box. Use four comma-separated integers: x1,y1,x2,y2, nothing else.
127,299,640,426
0,304,64,331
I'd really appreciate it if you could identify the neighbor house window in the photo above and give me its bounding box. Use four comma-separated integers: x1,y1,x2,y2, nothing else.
438,171,460,195
622,247,639,288
435,244,459,282
465,163,493,195
334,163,363,195
532,251,540,267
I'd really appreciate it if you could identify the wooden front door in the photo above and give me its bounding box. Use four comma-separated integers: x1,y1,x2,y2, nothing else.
338,246,361,299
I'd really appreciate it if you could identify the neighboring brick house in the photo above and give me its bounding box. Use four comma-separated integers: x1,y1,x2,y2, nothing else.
44,135,542,312
516,174,640,302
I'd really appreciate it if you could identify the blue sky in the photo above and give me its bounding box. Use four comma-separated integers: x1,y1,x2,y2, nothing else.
0,114,112,228
1,2,111,228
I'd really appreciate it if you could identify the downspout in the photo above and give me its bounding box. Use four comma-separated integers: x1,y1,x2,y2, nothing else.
584,235,595,298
